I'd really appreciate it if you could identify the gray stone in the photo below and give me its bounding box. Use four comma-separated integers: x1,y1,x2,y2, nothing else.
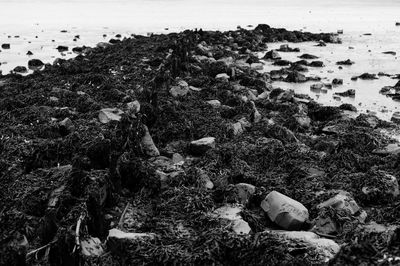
99,108,124,124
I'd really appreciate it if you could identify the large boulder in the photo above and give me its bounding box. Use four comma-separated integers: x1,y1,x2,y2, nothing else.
261,191,309,230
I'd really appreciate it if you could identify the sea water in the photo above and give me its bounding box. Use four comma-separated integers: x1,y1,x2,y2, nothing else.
0,0,399,119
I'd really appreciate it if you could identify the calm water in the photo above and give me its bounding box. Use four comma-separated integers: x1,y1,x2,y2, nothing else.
0,0,399,119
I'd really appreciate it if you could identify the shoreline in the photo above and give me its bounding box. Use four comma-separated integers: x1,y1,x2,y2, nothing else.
0,24,399,265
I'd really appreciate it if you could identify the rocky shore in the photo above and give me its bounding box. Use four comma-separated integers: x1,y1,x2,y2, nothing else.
0,24,399,265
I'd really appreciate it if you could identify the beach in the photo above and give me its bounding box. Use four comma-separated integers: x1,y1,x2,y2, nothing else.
1,1,400,265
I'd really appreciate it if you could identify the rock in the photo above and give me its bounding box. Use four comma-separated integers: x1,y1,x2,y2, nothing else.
197,169,214,189
373,143,400,155
26,51,33,55
316,40,327,47
335,89,355,97
263,50,281,60
285,71,307,83
351,76,358,81
215,73,230,81
97,42,111,49
107,228,155,243
261,191,309,230
206,100,221,107
213,205,251,235
13,66,27,73
264,124,298,144
1,43,10,49
98,108,124,123
169,85,189,97
28,59,44,69
250,101,262,123
189,137,216,156
391,111,400,124
362,172,399,199
56,45,68,52
358,222,398,246
172,153,184,164
294,114,311,128
310,83,323,91
267,230,340,262
231,122,244,136
358,73,378,80
235,183,256,204
141,125,160,157
80,237,104,257
126,100,141,116
59,117,75,135
336,59,354,65
318,191,361,215
250,62,264,70
277,44,300,52
383,51,396,56
380,86,393,95
339,103,357,112
299,53,318,59
356,113,380,128
273,59,291,66
309,61,324,67
49,96,59,103
257,91,269,100
332,78,343,85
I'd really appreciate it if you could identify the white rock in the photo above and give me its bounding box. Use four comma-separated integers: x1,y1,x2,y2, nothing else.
189,137,216,155
108,228,155,241
373,143,400,155
98,108,124,124
215,73,230,80
261,191,309,230
317,191,360,215
141,125,160,157
232,122,244,136
257,91,270,100
214,205,251,235
127,100,140,115
206,100,221,107
169,85,189,97
81,237,104,257
267,230,340,262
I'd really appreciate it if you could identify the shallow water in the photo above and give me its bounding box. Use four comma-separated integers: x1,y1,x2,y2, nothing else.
0,0,399,119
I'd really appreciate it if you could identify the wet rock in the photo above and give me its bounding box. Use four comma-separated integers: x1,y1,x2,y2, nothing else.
28,59,44,69
299,53,318,59
277,44,300,52
261,191,309,230
206,100,221,107
310,83,323,90
285,71,307,83
267,230,340,262
81,237,104,257
26,51,33,55
316,40,327,47
383,51,396,56
332,78,343,85
273,59,291,66
56,45,68,52
380,86,393,95
13,66,27,73
59,117,75,135
213,205,251,235
109,39,121,44
263,50,281,60
189,137,216,156
309,61,324,67
358,73,378,80
97,42,111,49
351,76,358,81
339,103,357,112
234,183,256,204
335,89,355,97
391,111,400,124
1,43,10,49
336,59,354,65
98,108,124,123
